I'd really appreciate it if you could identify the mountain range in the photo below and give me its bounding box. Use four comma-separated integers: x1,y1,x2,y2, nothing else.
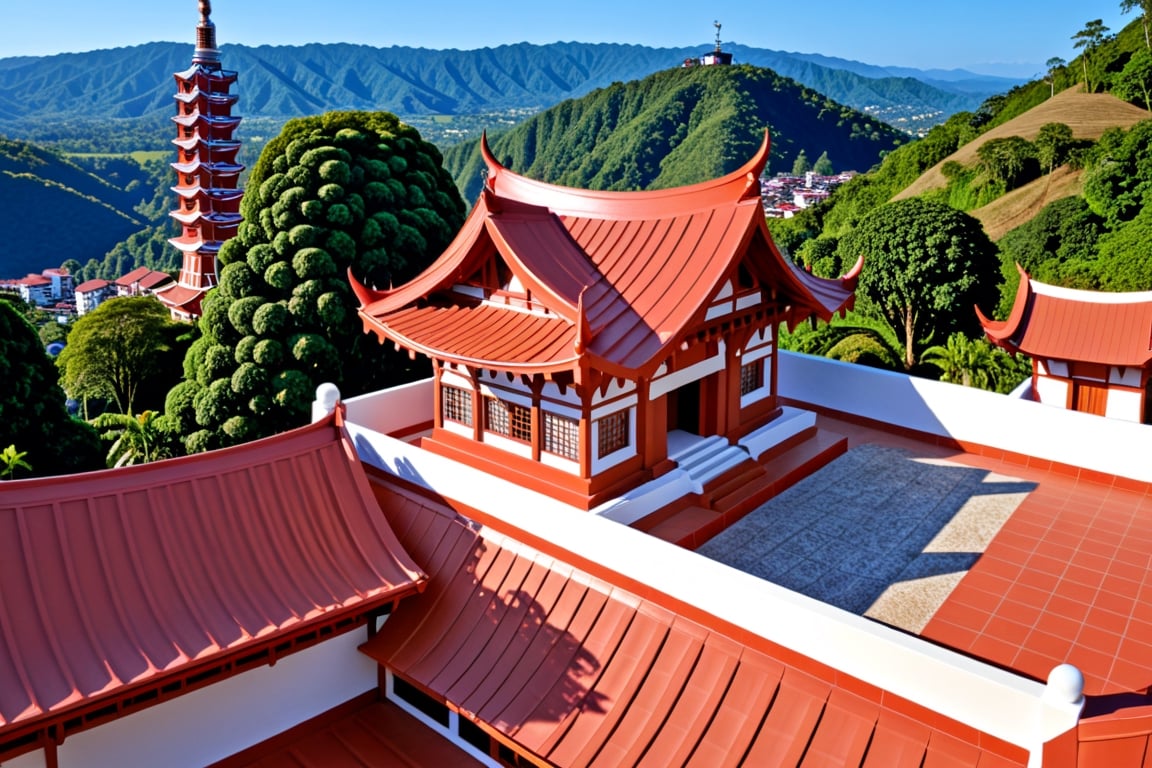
0,41,1022,138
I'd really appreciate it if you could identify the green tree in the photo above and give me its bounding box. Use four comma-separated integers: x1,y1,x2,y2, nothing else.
1034,123,1075,173
1121,0,1152,50
812,151,834,175
0,301,103,477
976,136,1039,189
56,296,183,416
836,198,1001,370
166,111,466,453
1073,19,1112,93
39,319,70,347
1082,119,1152,228
1114,48,1152,110
1045,57,1067,98
792,149,811,175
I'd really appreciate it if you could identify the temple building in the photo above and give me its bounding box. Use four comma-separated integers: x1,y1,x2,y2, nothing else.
7,37,1152,761
979,265,1152,422
154,1,244,321
352,132,859,510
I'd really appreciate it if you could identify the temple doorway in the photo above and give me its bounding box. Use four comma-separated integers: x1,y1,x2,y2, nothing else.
666,379,702,435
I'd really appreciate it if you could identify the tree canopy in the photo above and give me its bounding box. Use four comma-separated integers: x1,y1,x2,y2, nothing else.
56,296,185,416
164,111,466,453
836,198,1001,370
0,300,103,479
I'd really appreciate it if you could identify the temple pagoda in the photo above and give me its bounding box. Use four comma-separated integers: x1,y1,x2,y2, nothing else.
979,264,1152,422
154,0,244,321
352,132,859,508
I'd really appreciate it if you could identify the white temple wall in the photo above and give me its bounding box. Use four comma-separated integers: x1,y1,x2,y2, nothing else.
1105,388,1143,422
1110,366,1143,387
1033,375,1069,407
51,630,376,768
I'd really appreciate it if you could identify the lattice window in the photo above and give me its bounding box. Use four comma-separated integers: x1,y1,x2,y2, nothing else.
597,409,630,459
542,411,579,461
740,359,764,396
485,397,532,442
441,385,473,426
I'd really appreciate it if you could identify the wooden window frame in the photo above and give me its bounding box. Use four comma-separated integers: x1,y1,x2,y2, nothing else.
596,409,630,459
542,411,579,460
441,385,473,426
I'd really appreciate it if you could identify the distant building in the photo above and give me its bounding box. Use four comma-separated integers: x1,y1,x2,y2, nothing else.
115,266,175,297
0,268,74,306
153,1,244,321
74,278,114,315
682,20,733,67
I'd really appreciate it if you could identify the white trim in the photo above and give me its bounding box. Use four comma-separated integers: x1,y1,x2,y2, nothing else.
482,430,534,459
1111,366,1142,387
735,292,761,311
591,377,636,405
540,450,580,474
650,341,726,399
541,381,583,405
740,357,773,408
1105,389,1142,422
452,284,485,299
591,393,638,419
441,419,473,438
1031,278,1152,303
478,382,533,409
439,369,473,390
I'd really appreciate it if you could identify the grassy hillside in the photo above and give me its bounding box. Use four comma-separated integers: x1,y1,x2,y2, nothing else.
895,88,1150,201
442,64,907,202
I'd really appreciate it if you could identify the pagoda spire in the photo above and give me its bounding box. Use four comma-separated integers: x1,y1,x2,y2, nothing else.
153,0,244,321
194,0,220,65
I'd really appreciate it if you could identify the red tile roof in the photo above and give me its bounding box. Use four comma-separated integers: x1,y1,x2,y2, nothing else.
980,266,1152,366
116,266,153,285
353,132,857,379
0,413,426,736
74,278,111,293
361,484,1025,768
154,281,206,313
214,697,483,768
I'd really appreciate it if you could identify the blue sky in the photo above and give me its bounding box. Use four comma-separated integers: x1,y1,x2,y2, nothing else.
1,0,1136,77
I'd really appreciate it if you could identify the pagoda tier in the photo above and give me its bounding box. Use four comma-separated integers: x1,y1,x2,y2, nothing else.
156,1,243,322
352,132,859,507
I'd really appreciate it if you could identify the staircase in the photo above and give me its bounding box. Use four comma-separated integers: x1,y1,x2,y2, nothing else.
639,417,848,549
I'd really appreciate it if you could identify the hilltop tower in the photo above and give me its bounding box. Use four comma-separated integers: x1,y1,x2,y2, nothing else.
682,21,734,68
155,0,244,321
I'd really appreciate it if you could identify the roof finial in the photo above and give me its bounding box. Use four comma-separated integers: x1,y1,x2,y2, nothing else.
194,0,220,64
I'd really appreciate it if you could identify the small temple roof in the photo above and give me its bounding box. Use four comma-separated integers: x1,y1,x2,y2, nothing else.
353,131,858,380
0,411,426,736
980,265,1152,367
360,486,1024,768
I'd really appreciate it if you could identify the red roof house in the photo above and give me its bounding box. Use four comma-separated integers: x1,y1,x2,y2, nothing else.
979,265,1152,422
353,132,859,508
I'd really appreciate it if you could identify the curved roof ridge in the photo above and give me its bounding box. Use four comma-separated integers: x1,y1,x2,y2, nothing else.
480,130,770,218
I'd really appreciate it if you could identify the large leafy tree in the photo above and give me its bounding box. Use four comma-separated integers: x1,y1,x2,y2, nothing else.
0,299,103,478
166,111,466,453
1114,48,1152,111
835,198,1001,371
57,296,185,416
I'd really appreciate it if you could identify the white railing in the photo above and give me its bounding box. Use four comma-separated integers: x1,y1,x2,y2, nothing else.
778,350,1152,484
318,382,1085,764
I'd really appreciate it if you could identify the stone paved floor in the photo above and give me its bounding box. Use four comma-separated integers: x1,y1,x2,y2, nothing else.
697,443,1034,633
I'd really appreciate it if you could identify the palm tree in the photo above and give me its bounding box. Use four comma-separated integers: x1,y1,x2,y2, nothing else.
90,410,172,468
1072,19,1111,92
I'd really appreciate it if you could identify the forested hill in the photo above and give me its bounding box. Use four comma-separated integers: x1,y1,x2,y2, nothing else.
0,138,164,279
0,41,1014,134
442,64,907,202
